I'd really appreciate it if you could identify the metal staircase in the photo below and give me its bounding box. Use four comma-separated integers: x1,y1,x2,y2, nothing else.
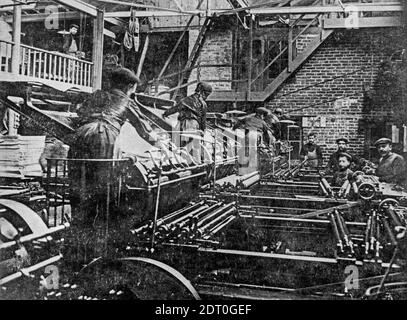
166,0,403,104
208,13,333,102
261,29,333,101
205,0,403,103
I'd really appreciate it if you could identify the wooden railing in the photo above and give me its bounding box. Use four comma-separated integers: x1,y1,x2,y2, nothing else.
0,40,93,88
0,39,13,73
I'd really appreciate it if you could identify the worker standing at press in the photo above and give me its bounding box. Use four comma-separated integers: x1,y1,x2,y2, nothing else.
300,132,323,168
162,82,212,162
69,68,143,225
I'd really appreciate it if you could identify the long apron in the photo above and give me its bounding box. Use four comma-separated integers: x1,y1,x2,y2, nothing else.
307,148,319,168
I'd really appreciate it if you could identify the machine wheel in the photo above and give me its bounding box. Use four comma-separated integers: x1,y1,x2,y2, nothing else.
358,182,377,200
73,257,201,300
0,199,49,238
378,198,399,210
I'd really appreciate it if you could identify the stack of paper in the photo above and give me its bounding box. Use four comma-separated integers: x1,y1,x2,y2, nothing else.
0,135,45,178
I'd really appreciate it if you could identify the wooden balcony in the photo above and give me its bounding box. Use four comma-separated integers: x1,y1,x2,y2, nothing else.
0,39,93,93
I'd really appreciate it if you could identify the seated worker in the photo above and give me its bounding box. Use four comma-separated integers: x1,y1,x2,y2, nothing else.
300,132,323,168
366,138,406,185
326,138,360,174
332,153,354,187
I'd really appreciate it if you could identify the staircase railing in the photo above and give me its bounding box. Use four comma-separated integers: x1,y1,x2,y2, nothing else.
249,13,321,92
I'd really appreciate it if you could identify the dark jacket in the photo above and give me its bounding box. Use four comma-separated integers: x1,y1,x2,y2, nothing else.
72,89,148,159
326,150,361,174
376,152,406,184
63,34,78,54
163,93,207,131
332,168,354,187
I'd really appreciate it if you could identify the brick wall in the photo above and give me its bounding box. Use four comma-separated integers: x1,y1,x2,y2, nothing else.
188,29,233,95
266,28,405,164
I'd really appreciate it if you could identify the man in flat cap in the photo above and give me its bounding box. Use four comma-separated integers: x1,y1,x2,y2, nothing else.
300,132,323,168
72,67,142,159
69,67,145,223
365,138,406,185
326,138,360,174
163,81,212,147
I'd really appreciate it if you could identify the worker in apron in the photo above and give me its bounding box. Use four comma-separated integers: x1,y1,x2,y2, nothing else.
300,132,323,168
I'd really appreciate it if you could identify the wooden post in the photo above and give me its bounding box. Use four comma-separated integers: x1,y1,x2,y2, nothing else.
247,15,253,101
11,1,21,75
232,20,239,91
136,33,150,78
92,8,104,91
288,25,293,72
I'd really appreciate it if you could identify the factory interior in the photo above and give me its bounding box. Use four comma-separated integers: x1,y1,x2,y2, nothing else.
0,0,407,301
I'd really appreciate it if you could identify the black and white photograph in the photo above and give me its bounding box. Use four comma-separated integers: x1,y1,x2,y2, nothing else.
0,0,406,310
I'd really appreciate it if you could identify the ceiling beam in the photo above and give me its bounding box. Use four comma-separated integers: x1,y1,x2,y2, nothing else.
93,0,194,14
250,4,403,15
3,11,116,38
54,0,97,17
103,28,115,38
4,11,78,22
105,17,124,27
104,10,198,18
0,3,36,12
323,16,403,29
104,2,403,18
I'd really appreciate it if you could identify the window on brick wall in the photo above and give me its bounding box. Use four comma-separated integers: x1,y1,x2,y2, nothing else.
266,38,288,80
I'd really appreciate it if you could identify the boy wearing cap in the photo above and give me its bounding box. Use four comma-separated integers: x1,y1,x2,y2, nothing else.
366,138,406,184
332,153,354,187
